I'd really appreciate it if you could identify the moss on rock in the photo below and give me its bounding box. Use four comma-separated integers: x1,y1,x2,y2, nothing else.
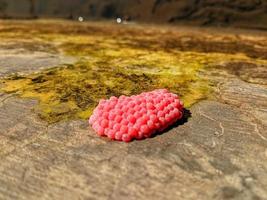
1,20,266,123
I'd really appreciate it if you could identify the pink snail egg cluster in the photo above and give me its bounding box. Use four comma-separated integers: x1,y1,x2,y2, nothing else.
89,89,184,142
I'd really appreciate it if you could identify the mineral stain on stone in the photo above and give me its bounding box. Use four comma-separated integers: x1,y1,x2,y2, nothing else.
1,21,266,123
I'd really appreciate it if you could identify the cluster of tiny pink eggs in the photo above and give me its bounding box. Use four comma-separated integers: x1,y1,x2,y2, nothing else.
89,89,184,142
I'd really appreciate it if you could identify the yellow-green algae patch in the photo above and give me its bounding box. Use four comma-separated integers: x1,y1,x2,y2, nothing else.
0,52,206,122
1,21,267,123
1,49,257,123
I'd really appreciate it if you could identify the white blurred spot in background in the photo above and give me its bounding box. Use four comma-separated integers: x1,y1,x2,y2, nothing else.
116,18,122,24
78,16,84,22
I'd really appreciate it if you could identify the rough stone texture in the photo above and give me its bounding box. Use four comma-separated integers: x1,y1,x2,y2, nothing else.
1,96,267,200
0,93,47,156
219,80,267,127
218,62,267,85
0,47,75,77
0,23,267,199
209,61,267,128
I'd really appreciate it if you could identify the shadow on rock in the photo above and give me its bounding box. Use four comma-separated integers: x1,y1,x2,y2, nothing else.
151,108,192,138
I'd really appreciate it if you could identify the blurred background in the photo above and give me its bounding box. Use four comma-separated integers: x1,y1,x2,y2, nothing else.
0,0,267,29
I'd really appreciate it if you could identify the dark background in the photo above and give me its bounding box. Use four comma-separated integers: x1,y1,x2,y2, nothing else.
0,0,267,29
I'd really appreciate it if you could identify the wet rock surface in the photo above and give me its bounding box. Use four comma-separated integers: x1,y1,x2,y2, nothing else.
0,21,267,199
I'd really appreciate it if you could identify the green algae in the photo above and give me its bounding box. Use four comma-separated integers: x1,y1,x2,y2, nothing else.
1,21,267,123
0,57,206,123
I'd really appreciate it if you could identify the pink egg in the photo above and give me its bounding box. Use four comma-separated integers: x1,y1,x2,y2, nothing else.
102,112,109,119
127,115,136,123
150,114,159,123
122,106,129,113
115,115,122,123
100,119,109,128
120,125,128,133
128,127,138,137
121,119,129,126
140,125,150,134
134,105,140,111
108,121,115,129
113,123,121,132
147,102,155,110
128,109,135,115
89,89,184,142
97,126,105,136
110,96,118,101
147,120,155,130
108,130,116,139
128,101,135,107
115,131,123,140
122,134,132,142
136,132,144,140
108,112,116,121
133,122,142,131
157,110,164,118
134,112,142,119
